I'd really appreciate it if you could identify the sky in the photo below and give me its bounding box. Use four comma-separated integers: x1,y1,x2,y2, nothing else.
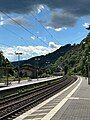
0,0,90,62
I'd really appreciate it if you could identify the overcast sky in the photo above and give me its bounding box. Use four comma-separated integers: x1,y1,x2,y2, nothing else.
0,0,90,61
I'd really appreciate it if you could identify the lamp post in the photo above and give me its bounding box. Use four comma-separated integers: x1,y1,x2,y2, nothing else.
15,52,22,83
35,58,40,80
0,51,3,81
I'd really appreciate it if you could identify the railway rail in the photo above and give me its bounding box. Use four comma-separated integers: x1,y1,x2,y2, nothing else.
0,76,77,120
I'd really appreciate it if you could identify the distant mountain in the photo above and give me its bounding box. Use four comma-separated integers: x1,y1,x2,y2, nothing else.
12,44,73,68
52,33,90,77
12,33,90,77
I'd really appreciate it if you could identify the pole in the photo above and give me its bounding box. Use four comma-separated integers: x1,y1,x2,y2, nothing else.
0,51,3,81
15,52,22,83
6,63,8,86
37,69,38,80
88,52,90,84
46,61,50,76
85,27,90,84
35,58,40,80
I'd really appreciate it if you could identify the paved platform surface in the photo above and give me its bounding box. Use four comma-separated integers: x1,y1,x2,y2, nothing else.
0,76,61,91
51,77,89,120
14,76,89,120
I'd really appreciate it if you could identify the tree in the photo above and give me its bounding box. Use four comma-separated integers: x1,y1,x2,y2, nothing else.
86,25,90,30
64,65,68,75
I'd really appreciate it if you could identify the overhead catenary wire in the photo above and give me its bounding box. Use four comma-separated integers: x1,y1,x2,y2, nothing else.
0,9,88,48
0,32,87,48
30,12,60,44
0,8,85,47
19,2,60,44
0,42,12,47
37,7,89,44
22,2,87,45
1,25,30,46
0,10,48,46
70,34,88,44
2,26,23,39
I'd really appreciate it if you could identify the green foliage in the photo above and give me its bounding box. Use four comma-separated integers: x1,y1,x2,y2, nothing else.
0,52,14,82
12,33,90,77
12,44,73,69
52,33,90,77
41,73,47,78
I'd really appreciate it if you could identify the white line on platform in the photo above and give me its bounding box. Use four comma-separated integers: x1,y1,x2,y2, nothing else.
25,118,41,120
41,77,82,120
37,109,51,112
14,77,80,120
28,113,46,116
69,97,90,100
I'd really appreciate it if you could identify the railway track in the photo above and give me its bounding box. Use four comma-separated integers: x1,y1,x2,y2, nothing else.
0,76,77,120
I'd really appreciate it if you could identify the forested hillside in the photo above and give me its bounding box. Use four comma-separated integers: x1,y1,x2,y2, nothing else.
12,44,73,68
12,33,90,77
52,33,90,77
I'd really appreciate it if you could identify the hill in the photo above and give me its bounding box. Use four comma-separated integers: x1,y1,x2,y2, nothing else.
12,33,90,77
12,44,73,68
52,33,90,77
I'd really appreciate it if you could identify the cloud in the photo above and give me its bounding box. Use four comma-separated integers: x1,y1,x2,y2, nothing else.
0,0,90,28
37,31,39,34
55,27,67,31
0,0,90,17
0,16,32,27
47,12,78,29
46,26,67,32
83,22,90,28
54,28,62,32
49,42,61,49
1,43,61,61
37,5,45,13
0,16,4,25
31,36,36,40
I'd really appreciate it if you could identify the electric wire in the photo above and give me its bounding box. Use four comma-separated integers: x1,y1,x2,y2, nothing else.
0,10,48,46
30,12,60,44
0,42,12,47
1,25,30,46
20,2,60,44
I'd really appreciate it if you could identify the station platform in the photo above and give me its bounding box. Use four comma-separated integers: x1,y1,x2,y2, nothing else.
14,77,90,120
0,76,61,91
